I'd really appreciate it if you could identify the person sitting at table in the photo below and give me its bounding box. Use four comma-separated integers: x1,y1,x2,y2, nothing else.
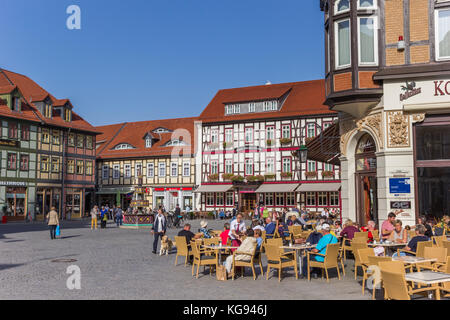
381,212,401,240
389,219,408,244
252,220,265,232
177,223,202,247
220,223,230,245
276,218,290,239
340,219,359,243
393,224,429,257
332,220,342,237
360,220,376,242
301,223,338,278
254,229,263,251
223,229,257,275
199,220,212,239
306,226,323,246
287,214,303,227
264,218,276,238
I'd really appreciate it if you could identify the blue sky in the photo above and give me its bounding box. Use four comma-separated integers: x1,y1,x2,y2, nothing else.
2,0,325,126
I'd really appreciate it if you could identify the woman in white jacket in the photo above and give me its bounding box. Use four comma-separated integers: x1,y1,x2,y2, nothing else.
224,229,257,274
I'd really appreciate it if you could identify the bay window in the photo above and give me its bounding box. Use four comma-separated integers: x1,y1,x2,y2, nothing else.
335,19,351,68
335,0,350,14
358,17,378,65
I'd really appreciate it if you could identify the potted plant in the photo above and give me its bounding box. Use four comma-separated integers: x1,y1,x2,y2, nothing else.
305,171,317,178
246,175,264,183
209,142,219,149
264,173,276,180
231,175,245,183
280,138,292,145
222,173,234,181
266,139,275,147
322,171,334,178
305,137,314,144
281,172,293,178
208,173,219,181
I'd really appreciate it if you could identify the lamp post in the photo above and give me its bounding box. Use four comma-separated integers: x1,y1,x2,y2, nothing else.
298,145,308,163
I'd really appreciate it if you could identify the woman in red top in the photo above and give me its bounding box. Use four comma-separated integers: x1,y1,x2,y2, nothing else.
220,222,230,245
360,220,376,243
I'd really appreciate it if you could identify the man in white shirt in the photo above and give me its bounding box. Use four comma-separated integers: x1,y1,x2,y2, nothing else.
229,213,246,249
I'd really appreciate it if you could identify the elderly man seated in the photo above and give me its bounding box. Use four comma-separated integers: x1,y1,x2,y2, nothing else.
301,223,338,279
223,229,257,275
264,218,276,238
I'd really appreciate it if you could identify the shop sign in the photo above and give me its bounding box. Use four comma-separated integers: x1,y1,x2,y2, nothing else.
130,200,149,207
0,181,26,187
389,178,411,194
390,201,411,210
0,139,20,148
400,81,422,101
434,80,450,96
135,187,146,194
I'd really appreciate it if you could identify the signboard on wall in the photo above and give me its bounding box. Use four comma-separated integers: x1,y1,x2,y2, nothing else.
390,201,411,210
0,139,20,148
130,200,149,207
389,178,411,194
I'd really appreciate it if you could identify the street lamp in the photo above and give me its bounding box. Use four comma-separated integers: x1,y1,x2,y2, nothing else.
298,145,308,163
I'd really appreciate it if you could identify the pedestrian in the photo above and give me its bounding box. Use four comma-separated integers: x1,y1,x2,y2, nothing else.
152,209,167,254
115,205,123,227
105,204,111,220
90,205,99,230
100,206,108,229
46,207,59,240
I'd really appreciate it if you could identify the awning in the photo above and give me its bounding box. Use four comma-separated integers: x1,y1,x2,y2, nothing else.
255,183,300,193
296,183,341,192
96,187,135,195
306,122,341,166
195,185,233,193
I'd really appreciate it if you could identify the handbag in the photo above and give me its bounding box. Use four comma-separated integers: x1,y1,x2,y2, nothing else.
216,265,227,281
55,225,61,237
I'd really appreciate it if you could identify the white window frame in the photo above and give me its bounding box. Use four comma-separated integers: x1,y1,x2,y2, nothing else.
308,161,317,172
206,193,214,206
435,8,450,61
245,127,253,143
265,193,274,206
135,163,142,177
145,137,152,148
357,0,377,10
266,126,275,141
159,162,166,177
249,103,256,113
225,159,233,174
225,129,233,143
334,0,350,15
211,129,218,143
266,158,275,174
171,162,178,177
282,125,291,139
211,160,218,175
245,159,253,176
147,163,154,178
307,123,316,138
335,19,352,69
225,192,234,206
357,16,379,66
233,105,240,114
183,162,190,177
216,193,224,206
102,165,109,180
113,164,120,179
124,164,131,178
282,157,291,173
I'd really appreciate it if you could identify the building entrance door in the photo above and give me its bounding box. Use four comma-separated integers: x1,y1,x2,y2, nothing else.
355,134,378,226
241,193,257,213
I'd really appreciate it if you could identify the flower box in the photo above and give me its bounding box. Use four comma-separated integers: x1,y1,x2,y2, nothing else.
280,138,292,145
208,174,219,181
222,173,234,181
322,171,334,178
305,171,317,178
264,173,276,180
231,175,245,183
266,139,275,147
246,175,264,182
281,172,293,178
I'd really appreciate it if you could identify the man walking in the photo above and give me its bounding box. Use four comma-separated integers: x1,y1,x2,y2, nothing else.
115,205,123,227
152,209,167,254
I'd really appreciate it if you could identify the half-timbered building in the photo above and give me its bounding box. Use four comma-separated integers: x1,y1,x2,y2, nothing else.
195,80,341,214
96,118,197,211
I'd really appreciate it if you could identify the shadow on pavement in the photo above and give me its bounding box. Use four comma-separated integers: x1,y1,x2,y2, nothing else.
0,264,25,271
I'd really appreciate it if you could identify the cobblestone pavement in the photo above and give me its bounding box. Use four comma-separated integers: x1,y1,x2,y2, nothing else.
0,219,386,300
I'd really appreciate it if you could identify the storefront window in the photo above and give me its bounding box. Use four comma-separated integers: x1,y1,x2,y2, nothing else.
275,193,284,206
416,125,450,160
306,192,316,206
265,193,274,206
318,192,328,206
330,192,340,206
226,192,234,206
286,193,295,206
216,193,224,206
6,187,26,216
206,193,214,206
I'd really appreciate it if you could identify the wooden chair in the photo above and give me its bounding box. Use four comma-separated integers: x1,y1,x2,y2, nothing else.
397,240,433,258
442,240,450,252
354,232,369,242
343,237,366,261
408,229,416,240
356,248,376,295
432,235,447,247
378,261,439,300
307,243,341,282
416,247,448,272
371,230,380,242
174,236,193,267
232,244,258,280
266,237,283,254
265,244,298,282
191,241,218,279
367,256,393,300
203,237,221,256
439,256,450,298
352,242,369,279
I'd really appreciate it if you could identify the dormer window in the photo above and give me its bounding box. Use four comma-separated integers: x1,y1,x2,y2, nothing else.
164,140,188,147
44,103,52,118
153,128,171,134
146,137,152,148
263,100,278,111
64,108,72,122
113,143,135,150
12,97,20,112
335,0,350,15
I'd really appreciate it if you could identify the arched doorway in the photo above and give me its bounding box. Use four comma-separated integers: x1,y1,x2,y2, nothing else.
355,134,378,226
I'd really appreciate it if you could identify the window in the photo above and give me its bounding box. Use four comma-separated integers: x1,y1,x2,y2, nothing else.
216,193,224,206
358,0,376,10
330,192,340,206
68,133,75,147
286,193,295,206
266,126,275,141
318,192,328,206
86,136,93,149
7,153,16,170
145,137,152,148
324,163,333,172
76,160,84,175
153,128,171,134
211,130,218,143
77,134,84,148
282,157,291,173
245,159,253,176
225,129,233,143
335,19,351,68
67,160,75,174
225,159,233,174
12,97,20,111
265,193,274,206
233,105,241,114
266,158,275,174
136,163,143,177
358,17,378,65
113,164,120,179
147,163,154,178
183,162,190,177
308,161,317,172
335,0,350,14
164,140,188,147
225,105,232,115
306,192,316,206
44,104,52,118
245,127,253,143
64,108,72,122
436,9,450,60
86,161,93,176
124,164,132,178
210,161,218,175
282,125,291,139
21,125,30,141
20,154,29,171
275,193,284,206
249,103,256,113
41,156,49,172
52,130,60,145
42,129,50,143
8,123,18,139
171,163,178,177
114,143,135,150
158,163,166,177
51,158,60,173
307,123,316,138
323,122,332,130
102,165,109,179
206,193,214,206
263,100,277,112
226,192,234,206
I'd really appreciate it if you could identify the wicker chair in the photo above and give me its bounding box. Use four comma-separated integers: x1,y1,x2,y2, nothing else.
343,237,366,261
232,244,258,280
439,256,450,298
191,241,218,279
265,244,298,282
174,236,193,267
432,235,447,247
307,243,341,282
352,242,369,279
356,248,376,295
416,247,448,272
367,256,393,300
397,240,433,258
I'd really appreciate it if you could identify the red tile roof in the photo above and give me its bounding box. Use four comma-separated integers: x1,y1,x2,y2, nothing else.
199,80,334,123
96,117,198,160
0,69,99,133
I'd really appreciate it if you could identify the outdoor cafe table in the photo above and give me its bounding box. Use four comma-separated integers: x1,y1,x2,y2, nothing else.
392,256,437,265
404,271,450,300
280,244,317,273
368,242,406,256
202,245,240,264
